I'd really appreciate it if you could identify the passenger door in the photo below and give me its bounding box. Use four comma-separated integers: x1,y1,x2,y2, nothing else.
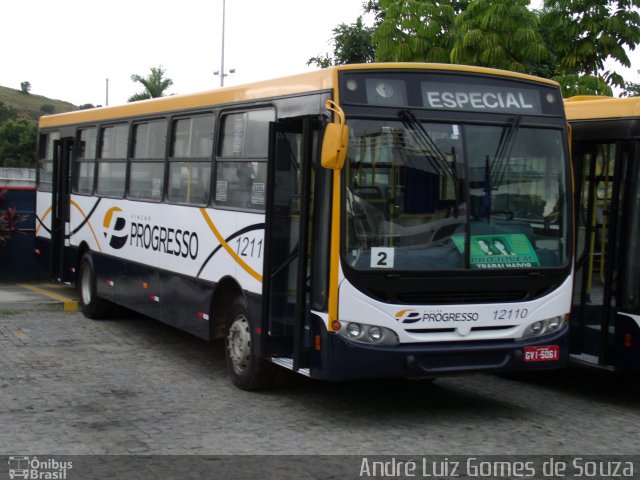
261,116,320,371
51,137,74,282
615,140,640,373
572,140,629,365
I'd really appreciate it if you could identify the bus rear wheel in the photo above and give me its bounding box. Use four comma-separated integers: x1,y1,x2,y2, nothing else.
78,253,111,319
224,297,275,391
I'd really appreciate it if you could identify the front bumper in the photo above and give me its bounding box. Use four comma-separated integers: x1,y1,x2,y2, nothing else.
311,323,569,381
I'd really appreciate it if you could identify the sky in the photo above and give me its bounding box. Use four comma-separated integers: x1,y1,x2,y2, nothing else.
1,0,370,106
1,0,638,107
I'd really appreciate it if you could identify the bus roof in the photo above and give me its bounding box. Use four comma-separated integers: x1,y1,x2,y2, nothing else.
564,95,640,121
39,63,560,129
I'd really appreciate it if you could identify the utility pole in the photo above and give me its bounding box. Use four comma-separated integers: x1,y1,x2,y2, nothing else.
220,0,226,87
214,0,234,87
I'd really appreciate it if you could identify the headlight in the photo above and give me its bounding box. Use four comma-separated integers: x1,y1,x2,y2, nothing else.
346,322,362,338
530,321,545,335
522,316,565,339
368,326,383,342
547,316,563,331
338,322,399,345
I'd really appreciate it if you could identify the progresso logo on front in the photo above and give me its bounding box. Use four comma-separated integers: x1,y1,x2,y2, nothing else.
422,81,543,114
395,309,479,324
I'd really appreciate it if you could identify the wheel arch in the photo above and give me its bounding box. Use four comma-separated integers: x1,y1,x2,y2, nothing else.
75,241,91,286
210,276,247,340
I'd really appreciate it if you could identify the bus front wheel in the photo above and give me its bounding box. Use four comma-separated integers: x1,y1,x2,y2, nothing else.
224,297,275,391
78,253,111,319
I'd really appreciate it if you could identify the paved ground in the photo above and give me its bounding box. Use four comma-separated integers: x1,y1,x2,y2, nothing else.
0,306,639,457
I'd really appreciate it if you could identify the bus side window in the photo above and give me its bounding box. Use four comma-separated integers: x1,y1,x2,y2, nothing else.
95,124,128,198
73,127,97,195
167,115,214,205
214,109,274,210
37,131,60,192
128,120,167,202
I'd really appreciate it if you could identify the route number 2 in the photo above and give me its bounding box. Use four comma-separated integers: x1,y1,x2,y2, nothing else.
370,247,395,269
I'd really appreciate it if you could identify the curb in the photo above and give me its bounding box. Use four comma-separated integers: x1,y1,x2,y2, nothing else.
19,283,79,311
0,299,70,313
0,283,79,313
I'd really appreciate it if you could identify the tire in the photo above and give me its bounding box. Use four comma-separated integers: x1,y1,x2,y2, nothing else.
78,253,111,319
224,297,275,391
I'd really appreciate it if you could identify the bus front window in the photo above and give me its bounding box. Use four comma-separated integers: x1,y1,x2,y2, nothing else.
344,119,568,271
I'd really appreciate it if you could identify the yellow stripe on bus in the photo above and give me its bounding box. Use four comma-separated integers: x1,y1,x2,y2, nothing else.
327,170,341,330
70,200,103,253
327,68,343,332
35,202,102,254
35,206,52,237
39,64,560,129
199,208,263,283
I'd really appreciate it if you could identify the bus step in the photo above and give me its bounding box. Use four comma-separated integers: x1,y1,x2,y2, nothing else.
270,357,311,377
585,324,615,334
570,353,615,371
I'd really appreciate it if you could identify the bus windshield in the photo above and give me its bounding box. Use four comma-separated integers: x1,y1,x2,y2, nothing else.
344,117,568,271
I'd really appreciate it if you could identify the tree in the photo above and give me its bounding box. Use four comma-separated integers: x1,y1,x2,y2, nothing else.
621,71,640,97
451,0,548,73
370,0,640,95
556,74,613,97
541,0,640,90
128,65,174,102
374,0,469,63
373,0,545,70
0,117,37,168
308,16,376,67
363,0,385,25
40,104,55,115
0,101,17,124
20,81,31,94
321,0,639,96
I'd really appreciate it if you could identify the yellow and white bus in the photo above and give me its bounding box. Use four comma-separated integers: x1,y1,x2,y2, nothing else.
36,63,573,389
565,95,640,374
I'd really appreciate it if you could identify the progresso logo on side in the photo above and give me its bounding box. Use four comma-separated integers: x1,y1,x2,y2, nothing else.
103,207,128,249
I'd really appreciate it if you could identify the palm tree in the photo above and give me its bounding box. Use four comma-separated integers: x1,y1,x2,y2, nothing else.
128,65,174,102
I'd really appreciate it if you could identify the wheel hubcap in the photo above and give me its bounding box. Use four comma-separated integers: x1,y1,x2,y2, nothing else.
227,314,251,375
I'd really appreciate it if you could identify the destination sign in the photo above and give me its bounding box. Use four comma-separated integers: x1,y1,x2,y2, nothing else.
339,71,562,116
422,81,542,114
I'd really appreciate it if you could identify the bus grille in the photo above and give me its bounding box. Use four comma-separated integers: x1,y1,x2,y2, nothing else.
405,325,516,334
396,291,528,305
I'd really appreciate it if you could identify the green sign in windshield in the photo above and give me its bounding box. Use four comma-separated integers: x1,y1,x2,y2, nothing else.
452,234,540,269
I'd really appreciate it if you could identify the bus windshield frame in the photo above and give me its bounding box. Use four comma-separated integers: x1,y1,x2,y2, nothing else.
338,70,571,277
342,114,569,273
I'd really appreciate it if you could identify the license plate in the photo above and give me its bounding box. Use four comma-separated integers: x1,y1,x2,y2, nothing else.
524,345,560,362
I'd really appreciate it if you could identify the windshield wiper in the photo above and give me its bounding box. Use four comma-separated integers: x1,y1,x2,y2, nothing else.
491,115,521,187
400,110,458,181
400,110,461,212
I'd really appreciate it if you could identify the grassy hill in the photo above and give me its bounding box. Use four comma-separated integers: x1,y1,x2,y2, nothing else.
0,85,77,121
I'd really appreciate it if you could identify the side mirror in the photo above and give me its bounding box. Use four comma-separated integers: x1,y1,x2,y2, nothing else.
321,100,349,170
